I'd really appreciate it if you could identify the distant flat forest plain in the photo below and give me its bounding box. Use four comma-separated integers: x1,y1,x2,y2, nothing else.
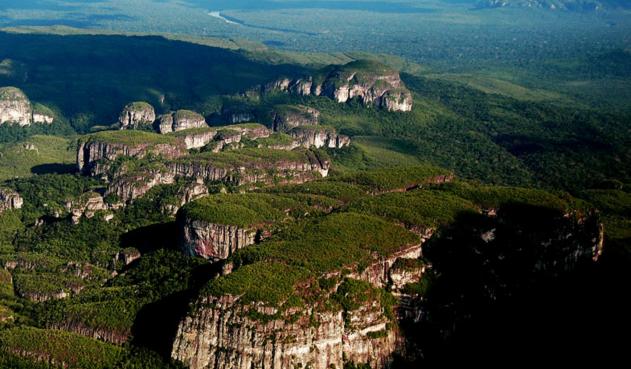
1,0,630,103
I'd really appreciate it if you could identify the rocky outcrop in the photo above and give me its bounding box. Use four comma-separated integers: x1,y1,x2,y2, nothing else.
105,168,176,204
265,61,413,112
179,129,218,150
162,179,210,216
0,188,23,214
76,133,186,175
64,192,109,224
158,110,208,134
118,101,156,129
0,87,54,126
168,150,330,186
171,291,398,369
272,105,320,132
171,222,425,369
13,275,85,302
180,220,257,261
113,248,142,267
351,243,423,288
388,259,426,293
173,125,271,151
31,104,55,124
0,87,32,126
221,107,255,124
288,127,351,149
48,320,129,346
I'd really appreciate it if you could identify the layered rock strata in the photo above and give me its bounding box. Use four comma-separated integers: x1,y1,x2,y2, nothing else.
118,101,156,129
265,61,413,112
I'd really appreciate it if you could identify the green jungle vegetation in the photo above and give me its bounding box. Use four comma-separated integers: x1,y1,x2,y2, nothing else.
0,4,629,366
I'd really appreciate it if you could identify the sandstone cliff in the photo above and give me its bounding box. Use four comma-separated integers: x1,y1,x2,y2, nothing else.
168,148,330,186
265,61,413,112
180,220,256,261
0,188,23,214
118,101,156,129
272,105,320,132
289,127,351,149
76,131,187,175
172,290,397,369
0,87,54,126
158,110,208,133
171,212,423,369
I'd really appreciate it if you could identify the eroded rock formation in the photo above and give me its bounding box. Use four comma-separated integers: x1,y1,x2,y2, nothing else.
272,105,320,132
118,101,156,129
76,133,187,176
0,87,54,126
265,61,413,112
158,110,207,133
0,188,23,214
172,293,398,369
180,220,257,261
288,127,351,149
64,192,110,224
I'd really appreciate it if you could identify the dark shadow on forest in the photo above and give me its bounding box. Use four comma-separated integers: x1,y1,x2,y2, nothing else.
120,222,180,254
395,203,630,366
0,31,308,130
131,261,224,358
30,163,77,175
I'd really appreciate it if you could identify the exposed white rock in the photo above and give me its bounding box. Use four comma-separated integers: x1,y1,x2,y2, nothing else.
118,101,156,129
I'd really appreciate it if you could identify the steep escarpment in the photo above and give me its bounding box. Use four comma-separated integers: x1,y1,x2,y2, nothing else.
76,131,187,175
391,203,607,365
265,61,413,112
172,212,421,369
0,87,54,126
178,193,320,260
168,148,331,186
76,128,334,206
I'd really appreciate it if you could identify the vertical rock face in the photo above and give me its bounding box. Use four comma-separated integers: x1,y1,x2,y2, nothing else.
180,129,218,150
157,110,208,133
76,133,186,175
265,61,414,112
171,212,425,369
118,101,156,129
272,105,320,132
0,188,23,214
31,104,55,124
0,87,54,126
289,127,351,149
0,87,32,126
105,169,176,204
351,244,423,288
167,156,330,187
180,219,257,261
388,259,426,293
221,107,255,124
171,292,398,369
